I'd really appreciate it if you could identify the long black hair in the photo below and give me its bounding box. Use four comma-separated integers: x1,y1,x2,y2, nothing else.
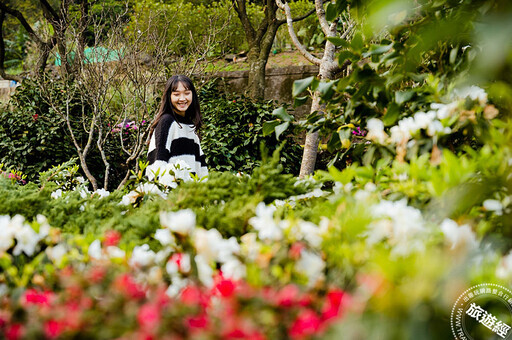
149,75,202,140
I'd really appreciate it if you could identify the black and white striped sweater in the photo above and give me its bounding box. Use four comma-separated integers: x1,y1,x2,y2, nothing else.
147,114,208,179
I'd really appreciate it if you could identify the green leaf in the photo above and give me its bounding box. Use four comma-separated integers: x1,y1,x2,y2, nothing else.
272,107,293,122
362,43,393,57
327,132,341,152
275,122,290,140
351,33,364,52
338,50,357,66
262,120,280,136
294,96,309,108
292,76,315,97
383,103,400,126
317,81,334,95
327,37,350,47
326,3,338,21
395,90,414,104
449,46,458,64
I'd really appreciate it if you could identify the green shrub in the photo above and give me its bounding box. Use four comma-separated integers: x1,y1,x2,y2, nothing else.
199,80,302,175
0,79,86,181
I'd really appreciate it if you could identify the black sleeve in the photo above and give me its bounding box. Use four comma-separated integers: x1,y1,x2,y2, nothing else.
148,115,173,164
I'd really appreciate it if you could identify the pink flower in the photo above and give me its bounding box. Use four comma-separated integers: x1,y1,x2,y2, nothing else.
87,266,106,283
137,303,160,331
5,324,24,340
44,319,65,338
104,230,122,246
186,313,209,329
289,309,321,339
114,274,146,299
289,242,305,260
322,289,345,321
180,285,208,307
22,289,53,307
276,284,299,307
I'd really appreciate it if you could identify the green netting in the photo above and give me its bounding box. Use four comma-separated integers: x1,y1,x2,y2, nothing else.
55,47,123,66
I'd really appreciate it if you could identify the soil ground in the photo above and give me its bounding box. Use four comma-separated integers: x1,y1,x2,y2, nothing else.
208,50,316,72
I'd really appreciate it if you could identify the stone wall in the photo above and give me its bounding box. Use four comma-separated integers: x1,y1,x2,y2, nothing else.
208,65,319,118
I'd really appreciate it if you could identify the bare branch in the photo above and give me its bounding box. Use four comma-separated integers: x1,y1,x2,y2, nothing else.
315,0,331,36
276,0,321,65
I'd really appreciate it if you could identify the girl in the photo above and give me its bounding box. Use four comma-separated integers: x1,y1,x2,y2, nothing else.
146,75,208,180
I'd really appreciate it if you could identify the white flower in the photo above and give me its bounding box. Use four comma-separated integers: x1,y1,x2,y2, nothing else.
155,248,172,265
295,249,325,286
79,188,90,199
160,209,196,235
145,160,168,181
440,219,478,251
194,228,240,264
154,228,176,246
159,172,178,189
51,189,63,199
36,215,51,238
483,199,503,215
496,251,512,280
120,191,139,205
0,216,15,252
366,118,388,144
432,102,458,120
195,254,213,287
168,160,193,182
453,86,488,105
88,239,103,260
46,244,67,264
13,223,40,256
249,202,283,241
240,233,261,261
94,188,110,198
366,199,426,256
106,246,126,259
166,276,189,297
137,183,166,199
166,253,191,275
221,258,246,280
129,244,156,267
76,176,86,184
427,120,451,137
296,220,323,248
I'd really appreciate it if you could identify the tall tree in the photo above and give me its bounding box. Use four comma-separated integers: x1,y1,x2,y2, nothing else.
232,0,314,98
276,0,353,177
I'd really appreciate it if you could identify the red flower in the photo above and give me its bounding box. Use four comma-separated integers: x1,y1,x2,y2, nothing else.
104,230,122,246
322,289,345,321
87,266,107,283
276,284,299,307
114,274,146,299
22,289,53,307
289,242,305,260
32,114,38,121
44,320,65,338
289,309,322,339
180,285,208,307
5,324,24,340
186,313,209,329
215,277,236,298
137,303,160,330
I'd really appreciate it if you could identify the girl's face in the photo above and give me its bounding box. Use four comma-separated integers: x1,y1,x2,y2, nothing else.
171,82,193,116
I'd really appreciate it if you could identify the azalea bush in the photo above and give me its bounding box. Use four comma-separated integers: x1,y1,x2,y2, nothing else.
0,115,511,338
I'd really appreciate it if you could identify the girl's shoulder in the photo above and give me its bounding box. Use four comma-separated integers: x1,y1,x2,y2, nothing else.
156,114,175,129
